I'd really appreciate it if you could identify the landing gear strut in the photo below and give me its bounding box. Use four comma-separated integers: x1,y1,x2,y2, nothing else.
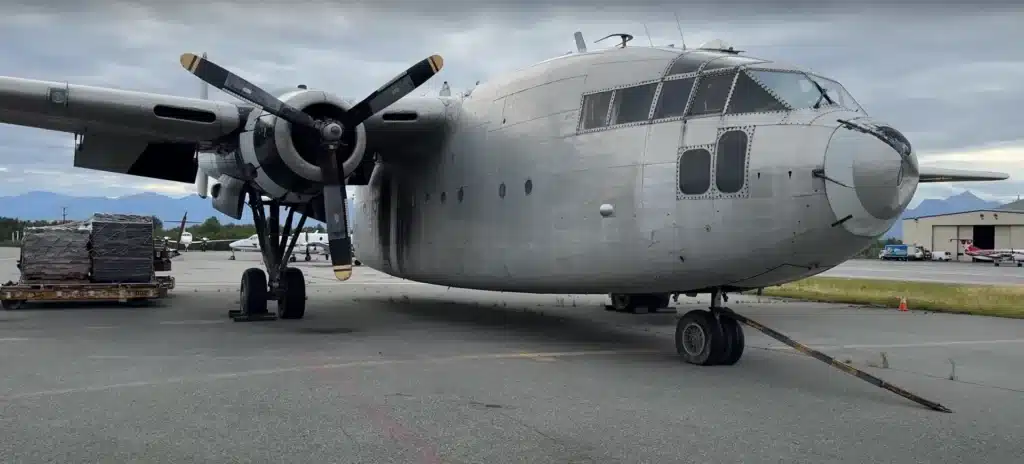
229,191,310,322
676,288,952,412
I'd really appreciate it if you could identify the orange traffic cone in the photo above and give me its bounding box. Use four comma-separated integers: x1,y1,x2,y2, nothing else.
898,297,908,312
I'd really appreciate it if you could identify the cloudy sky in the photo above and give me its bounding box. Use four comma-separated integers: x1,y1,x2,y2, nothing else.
1,1,1022,207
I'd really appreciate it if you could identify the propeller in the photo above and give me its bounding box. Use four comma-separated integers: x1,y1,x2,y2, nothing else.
179,52,444,281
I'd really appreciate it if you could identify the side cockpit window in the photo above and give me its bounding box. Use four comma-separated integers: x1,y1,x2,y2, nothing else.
580,91,613,130
653,77,695,119
716,130,748,194
686,71,737,117
609,82,658,125
746,70,821,110
727,71,787,114
678,148,712,195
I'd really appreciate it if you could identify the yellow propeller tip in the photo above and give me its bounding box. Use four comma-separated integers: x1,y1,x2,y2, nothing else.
179,53,200,72
333,265,353,281
428,55,444,73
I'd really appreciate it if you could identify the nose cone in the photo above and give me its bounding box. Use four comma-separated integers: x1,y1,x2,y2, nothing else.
822,121,918,237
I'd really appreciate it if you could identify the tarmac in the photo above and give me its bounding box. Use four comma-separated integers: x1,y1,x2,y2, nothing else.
1,249,1023,463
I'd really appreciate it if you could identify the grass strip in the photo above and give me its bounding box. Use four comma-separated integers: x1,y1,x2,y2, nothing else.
758,277,1024,319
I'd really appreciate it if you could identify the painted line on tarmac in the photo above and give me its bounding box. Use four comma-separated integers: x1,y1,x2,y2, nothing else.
763,339,1024,351
1,349,657,401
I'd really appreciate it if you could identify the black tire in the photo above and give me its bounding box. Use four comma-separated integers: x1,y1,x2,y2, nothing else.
610,293,636,312
304,254,311,262
650,293,671,311
278,267,306,320
240,268,268,316
289,255,297,263
675,310,727,366
717,316,745,366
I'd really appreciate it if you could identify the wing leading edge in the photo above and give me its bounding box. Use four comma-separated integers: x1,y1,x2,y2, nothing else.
0,75,246,183
917,167,1009,183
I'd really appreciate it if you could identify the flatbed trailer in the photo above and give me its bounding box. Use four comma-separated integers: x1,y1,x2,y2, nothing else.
0,276,175,310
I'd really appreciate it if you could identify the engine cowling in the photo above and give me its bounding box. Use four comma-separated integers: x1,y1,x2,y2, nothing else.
234,89,367,203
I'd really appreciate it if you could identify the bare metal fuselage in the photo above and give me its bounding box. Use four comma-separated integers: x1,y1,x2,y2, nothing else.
351,47,907,294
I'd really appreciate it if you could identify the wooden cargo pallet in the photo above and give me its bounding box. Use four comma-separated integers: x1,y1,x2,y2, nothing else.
0,276,175,310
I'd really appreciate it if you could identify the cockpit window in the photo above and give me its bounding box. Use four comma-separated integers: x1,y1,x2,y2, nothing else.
666,51,722,75
609,83,658,125
686,70,737,117
702,55,765,72
249,235,258,241
653,77,695,119
746,70,821,110
726,71,787,114
807,75,865,113
580,90,613,130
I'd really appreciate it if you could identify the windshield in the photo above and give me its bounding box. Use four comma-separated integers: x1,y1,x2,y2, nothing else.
807,75,865,113
746,70,822,110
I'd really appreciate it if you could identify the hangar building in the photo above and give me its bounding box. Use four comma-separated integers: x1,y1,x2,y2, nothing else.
902,199,1024,261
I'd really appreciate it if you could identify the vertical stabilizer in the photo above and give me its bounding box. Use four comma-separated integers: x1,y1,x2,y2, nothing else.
574,31,587,53
195,52,210,199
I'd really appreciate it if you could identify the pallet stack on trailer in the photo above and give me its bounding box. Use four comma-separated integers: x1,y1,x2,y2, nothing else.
1,213,175,310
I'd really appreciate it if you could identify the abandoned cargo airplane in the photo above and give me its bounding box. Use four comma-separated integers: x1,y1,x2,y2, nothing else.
0,32,1008,370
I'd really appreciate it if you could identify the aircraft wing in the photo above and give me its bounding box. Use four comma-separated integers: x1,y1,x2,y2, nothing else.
0,76,245,183
200,238,240,244
917,167,1009,183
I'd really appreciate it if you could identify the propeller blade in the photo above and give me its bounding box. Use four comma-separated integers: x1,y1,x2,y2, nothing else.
179,52,318,130
315,144,353,281
340,54,444,127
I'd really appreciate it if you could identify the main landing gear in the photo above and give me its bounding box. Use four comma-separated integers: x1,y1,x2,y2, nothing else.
230,193,310,322
674,288,952,412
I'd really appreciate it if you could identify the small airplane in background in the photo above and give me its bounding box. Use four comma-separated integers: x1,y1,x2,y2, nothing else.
952,238,1024,266
227,231,359,264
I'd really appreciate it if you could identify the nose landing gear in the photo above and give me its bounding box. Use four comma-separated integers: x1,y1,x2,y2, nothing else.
676,288,951,412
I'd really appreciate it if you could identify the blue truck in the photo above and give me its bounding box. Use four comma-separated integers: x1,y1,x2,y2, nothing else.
880,244,924,261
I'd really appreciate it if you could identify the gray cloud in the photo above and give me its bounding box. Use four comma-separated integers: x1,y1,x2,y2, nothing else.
0,2,1022,204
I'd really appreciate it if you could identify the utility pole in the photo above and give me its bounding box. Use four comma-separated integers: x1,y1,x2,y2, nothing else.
62,207,67,224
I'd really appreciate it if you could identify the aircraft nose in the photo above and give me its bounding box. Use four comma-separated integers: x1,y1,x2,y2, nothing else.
821,120,918,237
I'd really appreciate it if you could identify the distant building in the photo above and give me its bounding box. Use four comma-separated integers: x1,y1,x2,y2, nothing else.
901,204,1024,261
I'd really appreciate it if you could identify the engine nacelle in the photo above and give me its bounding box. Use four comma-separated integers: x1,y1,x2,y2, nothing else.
235,89,367,203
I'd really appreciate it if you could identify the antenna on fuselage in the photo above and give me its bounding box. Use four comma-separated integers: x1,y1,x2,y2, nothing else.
673,12,686,50
573,31,587,53
596,33,633,48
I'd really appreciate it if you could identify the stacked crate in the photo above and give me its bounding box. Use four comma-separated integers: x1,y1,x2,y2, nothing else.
89,214,155,283
19,227,92,282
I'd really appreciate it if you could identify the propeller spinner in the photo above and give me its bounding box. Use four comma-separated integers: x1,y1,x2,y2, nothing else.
179,52,444,281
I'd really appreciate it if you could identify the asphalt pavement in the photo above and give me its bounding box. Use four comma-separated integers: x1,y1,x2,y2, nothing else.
0,249,1022,463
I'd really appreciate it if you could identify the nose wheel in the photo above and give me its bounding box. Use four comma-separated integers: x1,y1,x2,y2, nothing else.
675,290,744,366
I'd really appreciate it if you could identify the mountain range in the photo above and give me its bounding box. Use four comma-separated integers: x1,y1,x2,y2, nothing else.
0,191,354,228
885,191,1010,238
0,190,1015,240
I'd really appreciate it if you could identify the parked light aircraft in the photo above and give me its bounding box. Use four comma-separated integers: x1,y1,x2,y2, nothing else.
0,32,1010,368
952,238,1024,266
